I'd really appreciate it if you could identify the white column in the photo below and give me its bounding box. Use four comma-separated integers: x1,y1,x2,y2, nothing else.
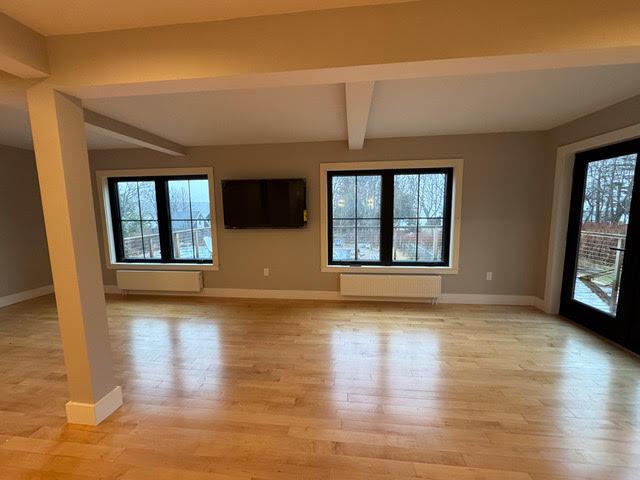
26,85,122,425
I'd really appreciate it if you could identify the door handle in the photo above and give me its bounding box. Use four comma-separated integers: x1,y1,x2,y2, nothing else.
609,247,626,252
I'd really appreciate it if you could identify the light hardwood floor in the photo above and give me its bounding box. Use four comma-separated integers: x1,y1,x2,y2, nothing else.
1,294,639,479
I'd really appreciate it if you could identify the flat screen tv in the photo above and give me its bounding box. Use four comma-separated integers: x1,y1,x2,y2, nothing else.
222,178,307,229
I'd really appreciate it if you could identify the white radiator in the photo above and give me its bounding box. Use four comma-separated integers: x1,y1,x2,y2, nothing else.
116,270,203,293
340,274,441,299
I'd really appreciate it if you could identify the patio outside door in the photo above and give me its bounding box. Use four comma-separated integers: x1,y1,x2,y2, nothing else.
560,139,640,353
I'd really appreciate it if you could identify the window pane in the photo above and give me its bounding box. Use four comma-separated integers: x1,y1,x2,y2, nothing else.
393,219,417,261
357,219,380,261
168,180,191,220
332,176,356,218
193,220,212,260
392,172,448,264
171,220,195,259
418,173,446,219
393,174,419,218
117,182,140,220
138,181,158,220
189,179,210,221
332,219,355,261
330,175,382,264
142,220,161,259
168,178,212,261
417,219,444,262
121,221,144,258
356,176,382,218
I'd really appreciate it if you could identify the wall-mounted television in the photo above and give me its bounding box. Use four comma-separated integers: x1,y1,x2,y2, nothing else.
222,178,307,229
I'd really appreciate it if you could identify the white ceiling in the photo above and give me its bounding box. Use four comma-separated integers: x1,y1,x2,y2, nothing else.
82,63,640,147
1,63,640,151
0,0,414,35
367,64,640,138
84,84,348,147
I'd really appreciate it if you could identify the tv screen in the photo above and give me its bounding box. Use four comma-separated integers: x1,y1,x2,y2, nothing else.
222,178,307,228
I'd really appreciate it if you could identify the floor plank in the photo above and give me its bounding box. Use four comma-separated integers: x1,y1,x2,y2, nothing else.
0,294,639,479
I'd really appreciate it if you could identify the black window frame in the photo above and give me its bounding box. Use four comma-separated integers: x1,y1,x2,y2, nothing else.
327,167,453,267
107,174,213,265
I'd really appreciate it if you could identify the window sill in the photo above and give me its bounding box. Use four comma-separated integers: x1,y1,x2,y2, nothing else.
321,265,457,275
107,262,218,272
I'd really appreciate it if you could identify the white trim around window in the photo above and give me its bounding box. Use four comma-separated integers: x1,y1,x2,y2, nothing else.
95,167,220,271
320,159,463,274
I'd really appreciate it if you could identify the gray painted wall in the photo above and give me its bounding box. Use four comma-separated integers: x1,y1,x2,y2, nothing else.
0,145,52,297
548,94,640,147
90,132,551,297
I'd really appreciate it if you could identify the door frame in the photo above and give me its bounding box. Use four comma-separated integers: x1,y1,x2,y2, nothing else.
544,123,640,315
559,139,640,347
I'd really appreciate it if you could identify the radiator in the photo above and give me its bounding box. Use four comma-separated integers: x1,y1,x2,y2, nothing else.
116,270,203,293
340,274,441,299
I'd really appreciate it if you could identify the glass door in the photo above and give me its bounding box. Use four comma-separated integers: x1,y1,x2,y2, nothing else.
560,139,640,353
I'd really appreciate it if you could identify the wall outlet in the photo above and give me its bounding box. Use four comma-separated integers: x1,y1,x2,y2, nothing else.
486,271,493,281
263,268,270,277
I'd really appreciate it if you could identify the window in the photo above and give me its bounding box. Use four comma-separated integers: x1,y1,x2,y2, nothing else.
106,174,215,265
323,160,461,272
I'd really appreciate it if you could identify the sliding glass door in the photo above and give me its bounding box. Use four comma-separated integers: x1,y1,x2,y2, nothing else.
561,139,640,353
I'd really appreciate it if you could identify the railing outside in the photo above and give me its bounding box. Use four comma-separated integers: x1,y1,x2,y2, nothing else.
123,227,212,260
575,229,626,313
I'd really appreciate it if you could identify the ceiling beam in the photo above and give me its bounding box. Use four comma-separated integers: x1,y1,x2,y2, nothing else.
345,81,375,150
67,47,640,101
83,109,186,156
0,13,49,78
44,0,640,95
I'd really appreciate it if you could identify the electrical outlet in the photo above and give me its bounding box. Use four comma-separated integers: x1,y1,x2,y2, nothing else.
486,271,493,281
263,268,270,277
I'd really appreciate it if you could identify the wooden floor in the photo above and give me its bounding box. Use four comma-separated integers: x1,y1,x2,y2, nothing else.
1,295,639,479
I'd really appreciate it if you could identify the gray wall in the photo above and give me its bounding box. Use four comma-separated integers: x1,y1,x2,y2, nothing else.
0,145,52,297
90,132,551,297
536,94,640,297
548,94,640,147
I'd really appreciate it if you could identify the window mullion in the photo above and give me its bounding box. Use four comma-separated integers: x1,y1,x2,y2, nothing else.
354,176,358,261
380,172,394,265
135,182,147,259
415,174,421,262
155,179,172,262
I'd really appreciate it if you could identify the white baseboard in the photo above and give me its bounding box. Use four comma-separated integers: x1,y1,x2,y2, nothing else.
105,285,544,309
531,296,547,312
105,284,342,300
439,293,543,307
0,284,54,308
65,385,123,425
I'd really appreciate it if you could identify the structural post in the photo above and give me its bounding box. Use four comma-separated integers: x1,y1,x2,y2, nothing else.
26,85,122,425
